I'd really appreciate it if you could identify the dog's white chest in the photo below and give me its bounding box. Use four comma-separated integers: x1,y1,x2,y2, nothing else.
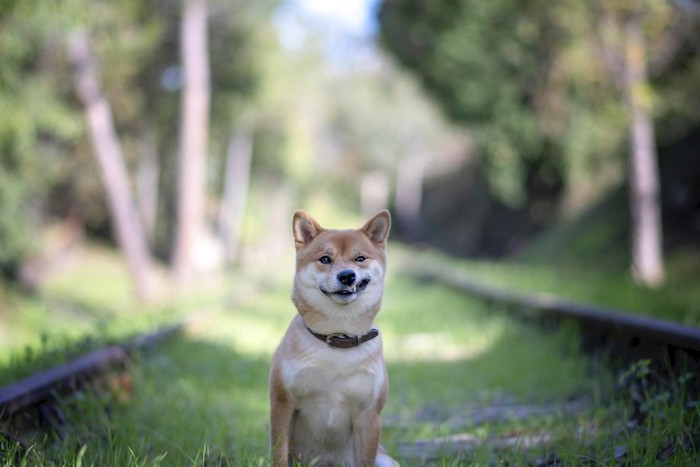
283,351,382,410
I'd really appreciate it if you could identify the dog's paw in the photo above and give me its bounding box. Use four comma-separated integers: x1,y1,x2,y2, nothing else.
375,453,400,467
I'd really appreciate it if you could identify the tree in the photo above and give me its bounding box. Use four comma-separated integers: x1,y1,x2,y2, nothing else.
218,128,253,265
172,0,211,283
1,0,280,289
136,127,159,242
69,30,157,300
378,0,700,280
623,10,665,286
594,1,666,285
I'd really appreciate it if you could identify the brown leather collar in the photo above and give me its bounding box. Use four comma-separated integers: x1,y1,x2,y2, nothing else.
306,326,379,349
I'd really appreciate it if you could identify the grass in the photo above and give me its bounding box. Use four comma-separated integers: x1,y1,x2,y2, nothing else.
1,243,699,465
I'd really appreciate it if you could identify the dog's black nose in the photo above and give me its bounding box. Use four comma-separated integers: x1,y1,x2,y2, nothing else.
337,269,356,286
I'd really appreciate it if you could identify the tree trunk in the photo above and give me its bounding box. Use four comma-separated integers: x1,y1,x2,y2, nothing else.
394,154,425,241
136,127,159,243
172,0,211,284
361,171,390,219
219,130,252,265
69,30,156,300
623,15,664,286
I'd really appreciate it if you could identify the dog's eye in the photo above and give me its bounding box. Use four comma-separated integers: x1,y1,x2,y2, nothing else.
319,256,332,264
355,256,366,263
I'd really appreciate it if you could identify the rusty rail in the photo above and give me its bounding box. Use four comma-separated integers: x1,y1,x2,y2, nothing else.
0,346,128,418
414,270,700,359
0,323,183,419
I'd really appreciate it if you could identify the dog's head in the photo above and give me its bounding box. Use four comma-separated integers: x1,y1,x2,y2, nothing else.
291,210,391,316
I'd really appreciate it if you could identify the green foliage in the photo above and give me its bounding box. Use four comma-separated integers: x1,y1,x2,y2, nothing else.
608,358,700,465
379,0,571,205
0,1,82,269
378,0,700,210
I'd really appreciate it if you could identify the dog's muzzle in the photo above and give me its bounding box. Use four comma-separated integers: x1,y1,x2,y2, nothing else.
320,273,370,299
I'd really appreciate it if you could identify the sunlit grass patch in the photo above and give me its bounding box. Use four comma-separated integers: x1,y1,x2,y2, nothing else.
44,244,133,305
186,279,293,358
381,273,508,361
381,274,594,404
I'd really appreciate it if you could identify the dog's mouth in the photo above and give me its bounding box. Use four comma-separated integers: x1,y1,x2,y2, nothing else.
321,278,370,302
334,278,370,296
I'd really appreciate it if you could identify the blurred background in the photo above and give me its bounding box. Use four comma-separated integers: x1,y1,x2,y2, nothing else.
1,0,699,307
3,3,700,462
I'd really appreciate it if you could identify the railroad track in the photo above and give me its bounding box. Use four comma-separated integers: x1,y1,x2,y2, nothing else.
399,268,700,463
411,268,700,370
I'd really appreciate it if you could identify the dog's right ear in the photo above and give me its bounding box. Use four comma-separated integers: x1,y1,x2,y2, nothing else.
293,210,323,250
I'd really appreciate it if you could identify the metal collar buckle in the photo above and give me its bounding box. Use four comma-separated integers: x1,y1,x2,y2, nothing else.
325,333,356,348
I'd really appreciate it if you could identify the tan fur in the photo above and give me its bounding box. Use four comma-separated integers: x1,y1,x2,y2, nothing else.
269,210,398,467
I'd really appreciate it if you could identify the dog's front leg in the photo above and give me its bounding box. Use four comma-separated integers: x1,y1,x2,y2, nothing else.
270,376,294,467
270,397,293,466
352,408,381,466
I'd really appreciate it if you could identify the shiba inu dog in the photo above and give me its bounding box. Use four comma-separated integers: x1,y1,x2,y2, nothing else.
269,210,398,467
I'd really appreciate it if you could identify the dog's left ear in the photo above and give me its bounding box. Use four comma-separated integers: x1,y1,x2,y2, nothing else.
361,210,391,245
